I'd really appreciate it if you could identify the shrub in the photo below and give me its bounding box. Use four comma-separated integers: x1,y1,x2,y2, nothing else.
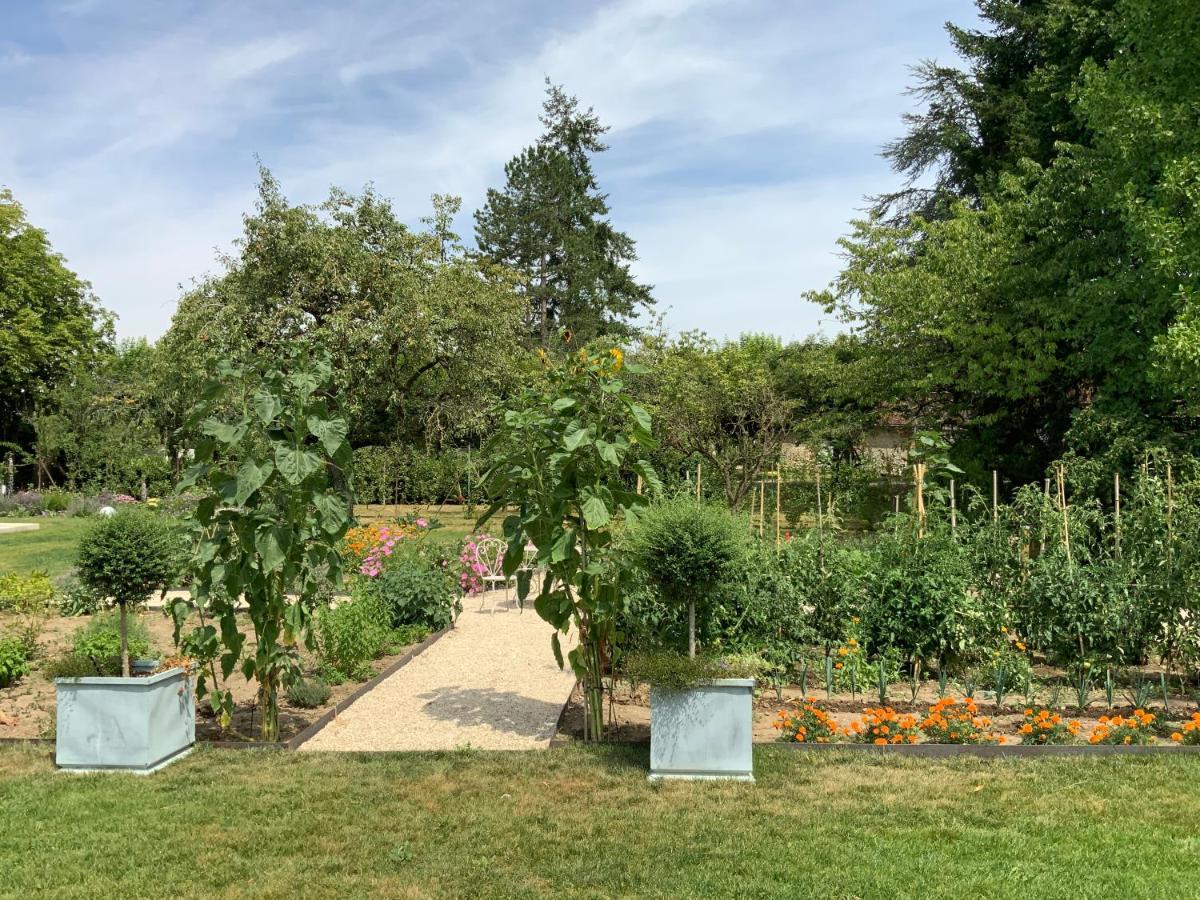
773,698,840,743
69,612,154,676
65,495,100,517
76,509,179,676
361,557,457,631
628,497,746,657
0,636,31,687
285,677,332,709
10,491,45,515
43,490,71,513
0,571,56,613
316,594,390,681
388,623,432,649
1019,708,1081,745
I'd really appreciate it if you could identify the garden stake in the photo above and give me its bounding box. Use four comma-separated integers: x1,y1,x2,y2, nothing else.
825,655,834,699
949,478,956,532
1105,668,1114,708
1114,472,1121,558
992,469,998,522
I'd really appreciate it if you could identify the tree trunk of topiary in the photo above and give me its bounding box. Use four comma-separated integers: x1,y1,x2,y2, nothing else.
119,600,130,678
688,601,696,658
259,677,279,743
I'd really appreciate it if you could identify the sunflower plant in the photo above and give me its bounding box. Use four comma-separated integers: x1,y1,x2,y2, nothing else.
479,341,659,740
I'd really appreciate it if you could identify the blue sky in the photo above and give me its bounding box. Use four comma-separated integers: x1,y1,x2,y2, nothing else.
0,0,978,342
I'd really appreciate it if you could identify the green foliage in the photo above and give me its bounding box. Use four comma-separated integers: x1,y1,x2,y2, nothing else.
623,650,764,691
56,578,105,616
0,188,113,451
475,82,653,345
66,612,154,677
75,509,179,607
0,571,56,613
43,491,70,513
642,333,790,508
0,636,30,687
480,341,658,738
285,677,331,709
353,445,473,504
628,497,746,612
356,558,456,632
158,169,525,452
174,349,353,739
316,594,390,681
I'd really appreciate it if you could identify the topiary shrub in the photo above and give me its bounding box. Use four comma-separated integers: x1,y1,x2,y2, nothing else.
628,496,747,657
75,509,178,677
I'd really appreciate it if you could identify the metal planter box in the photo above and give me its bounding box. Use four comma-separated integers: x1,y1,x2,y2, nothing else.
55,667,195,773
649,678,755,782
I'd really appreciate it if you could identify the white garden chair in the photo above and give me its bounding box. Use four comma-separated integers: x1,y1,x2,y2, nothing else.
474,536,510,612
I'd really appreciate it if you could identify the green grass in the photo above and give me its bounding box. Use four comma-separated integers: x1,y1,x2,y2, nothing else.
3,744,1198,898
0,517,92,578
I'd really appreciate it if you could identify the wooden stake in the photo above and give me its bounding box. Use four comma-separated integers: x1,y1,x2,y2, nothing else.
1167,461,1174,550
1057,465,1072,566
816,467,824,535
636,474,643,495
696,463,702,501
949,477,957,532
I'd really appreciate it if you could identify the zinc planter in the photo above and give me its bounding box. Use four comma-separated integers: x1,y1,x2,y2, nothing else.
55,667,195,773
649,678,755,782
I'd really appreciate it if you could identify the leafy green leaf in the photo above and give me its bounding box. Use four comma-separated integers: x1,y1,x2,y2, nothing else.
274,444,322,485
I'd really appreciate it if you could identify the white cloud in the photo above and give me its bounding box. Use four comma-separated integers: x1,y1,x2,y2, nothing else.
1,0,973,340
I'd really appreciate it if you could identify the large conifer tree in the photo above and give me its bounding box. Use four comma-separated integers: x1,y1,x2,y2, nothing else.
475,81,653,346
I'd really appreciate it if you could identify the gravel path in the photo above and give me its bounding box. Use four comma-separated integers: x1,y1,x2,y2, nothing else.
299,588,578,752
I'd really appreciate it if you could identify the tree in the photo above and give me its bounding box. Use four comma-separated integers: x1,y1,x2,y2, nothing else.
646,333,791,508
175,350,352,741
475,81,653,346
0,188,111,456
158,168,527,453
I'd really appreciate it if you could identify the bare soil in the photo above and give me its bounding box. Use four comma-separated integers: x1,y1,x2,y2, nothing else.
0,609,421,743
556,679,1197,745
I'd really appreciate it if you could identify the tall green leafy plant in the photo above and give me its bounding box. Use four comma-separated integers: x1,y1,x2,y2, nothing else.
480,343,658,740
174,351,352,741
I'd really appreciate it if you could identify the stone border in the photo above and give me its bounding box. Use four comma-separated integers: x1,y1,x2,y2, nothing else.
287,625,452,750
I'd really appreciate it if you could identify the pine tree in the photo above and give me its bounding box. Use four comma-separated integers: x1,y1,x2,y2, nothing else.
475,81,653,346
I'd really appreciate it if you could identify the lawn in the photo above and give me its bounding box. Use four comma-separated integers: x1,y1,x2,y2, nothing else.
2,744,1198,899
0,518,92,578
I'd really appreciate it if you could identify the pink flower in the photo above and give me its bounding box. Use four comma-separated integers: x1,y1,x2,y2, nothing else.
416,518,428,528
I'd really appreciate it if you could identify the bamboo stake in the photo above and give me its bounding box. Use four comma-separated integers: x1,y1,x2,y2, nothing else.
915,463,926,538
992,470,999,523
949,477,957,532
759,480,765,537
636,474,643,495
1057,465,1072,566
775,470,782,546
816,466,824,535
1167,462,1174,550
696,463,702,501
1114,472,1121,558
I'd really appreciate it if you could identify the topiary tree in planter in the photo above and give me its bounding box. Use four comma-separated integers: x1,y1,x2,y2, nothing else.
75,509,179,677
628,496,747,658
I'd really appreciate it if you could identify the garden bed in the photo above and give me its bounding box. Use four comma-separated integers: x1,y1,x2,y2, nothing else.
0,608,433,743
555,679,1200,747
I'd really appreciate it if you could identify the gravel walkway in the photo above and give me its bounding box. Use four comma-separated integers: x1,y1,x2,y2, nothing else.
299,588,578,752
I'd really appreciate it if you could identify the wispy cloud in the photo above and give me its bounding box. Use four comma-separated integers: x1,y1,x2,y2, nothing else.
0,0,974,340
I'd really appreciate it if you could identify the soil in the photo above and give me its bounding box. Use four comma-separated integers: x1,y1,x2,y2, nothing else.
0,609,423,743
555,680,1197,745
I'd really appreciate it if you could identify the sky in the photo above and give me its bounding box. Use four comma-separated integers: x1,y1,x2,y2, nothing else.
0,0,979,343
